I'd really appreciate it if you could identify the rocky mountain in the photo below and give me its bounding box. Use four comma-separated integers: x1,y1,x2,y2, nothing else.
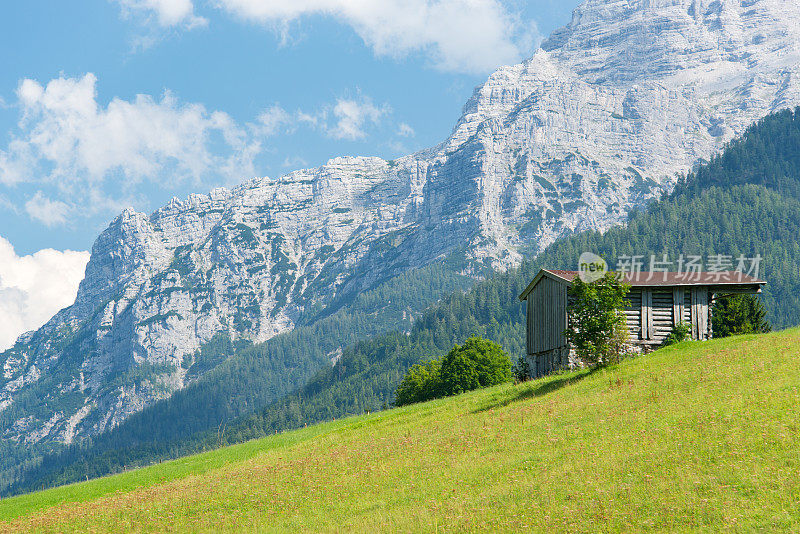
3,0,800,448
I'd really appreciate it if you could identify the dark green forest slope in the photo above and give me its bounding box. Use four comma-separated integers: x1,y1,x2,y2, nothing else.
9,107,800,496
1,262,471,494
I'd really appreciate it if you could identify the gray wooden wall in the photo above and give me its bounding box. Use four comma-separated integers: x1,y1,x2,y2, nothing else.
627,286,711,345
526,280,714,376
526,276,567,356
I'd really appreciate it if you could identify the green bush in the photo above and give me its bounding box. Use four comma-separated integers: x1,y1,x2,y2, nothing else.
712,294,771,337
394,359,441,407
513,355,531,383
395,337,511,406
439,351,480,396
663,321,692,346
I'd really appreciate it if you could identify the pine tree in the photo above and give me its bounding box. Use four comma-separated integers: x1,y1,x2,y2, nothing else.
712,295,772,337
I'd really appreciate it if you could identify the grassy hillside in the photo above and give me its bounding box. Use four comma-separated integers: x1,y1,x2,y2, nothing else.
3,329,799,532
0,260,472,494
10,107,800,495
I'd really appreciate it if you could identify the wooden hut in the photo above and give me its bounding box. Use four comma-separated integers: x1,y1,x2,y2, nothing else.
518,269,766,378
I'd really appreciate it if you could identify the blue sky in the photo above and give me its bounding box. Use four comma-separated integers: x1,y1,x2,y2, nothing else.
0,0,580,349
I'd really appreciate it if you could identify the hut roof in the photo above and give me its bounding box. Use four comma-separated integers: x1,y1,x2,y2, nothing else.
519,269,765,301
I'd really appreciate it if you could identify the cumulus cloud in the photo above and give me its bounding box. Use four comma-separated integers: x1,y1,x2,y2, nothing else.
0,236,90,352
216,0,536,73
0,72,409,228
0,73,260,219
327,98,389,140
0,142,30,186
255,104,294,136
282,155,308,168
0,194,14,212
254,95,392,142
25,191,70,227
116,0,207,28
397,122,415,137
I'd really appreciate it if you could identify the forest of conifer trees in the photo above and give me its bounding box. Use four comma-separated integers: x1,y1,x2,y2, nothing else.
8,107,800,497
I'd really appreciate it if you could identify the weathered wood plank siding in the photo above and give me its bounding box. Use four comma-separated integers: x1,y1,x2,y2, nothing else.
640,288,653,339
522,269,763,379
558,283,567,349
683,291,692,323
530,281,711,349
528,276,568,355
691,287,710,340
708,304,714,339
652,290,674,341
624,289,642,338
672,287,684,327
526,297,534,355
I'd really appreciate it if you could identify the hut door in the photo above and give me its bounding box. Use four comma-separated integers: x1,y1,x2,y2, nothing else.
691,287,709,340
640,289,653,340
672,288,683,327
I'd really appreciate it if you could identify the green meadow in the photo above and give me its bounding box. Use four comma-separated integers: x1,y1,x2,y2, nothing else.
2,328,799,532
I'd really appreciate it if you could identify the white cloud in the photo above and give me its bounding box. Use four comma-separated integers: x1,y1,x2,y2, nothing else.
256,104,293,136
397,122,415,137
0,73,402,225
216,0,536,73
0,236,90,351
0,73,260,220
25,191,70,227
327,97,389,140
0,194,14,212
282,155,308,168
296,110,320,128
116,0,208,28
0,142,29,186
254,95,391,142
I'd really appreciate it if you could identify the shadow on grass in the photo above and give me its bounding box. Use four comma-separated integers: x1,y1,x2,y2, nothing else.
472,366,604,413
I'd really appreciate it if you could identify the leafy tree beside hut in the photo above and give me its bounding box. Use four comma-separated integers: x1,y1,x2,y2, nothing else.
564,272,631,366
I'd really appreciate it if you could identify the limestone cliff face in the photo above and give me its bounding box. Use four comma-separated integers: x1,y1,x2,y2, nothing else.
3,0,799,444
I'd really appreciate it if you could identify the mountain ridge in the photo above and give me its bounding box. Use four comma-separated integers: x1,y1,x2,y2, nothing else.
3,0,800,454
8,103,800,498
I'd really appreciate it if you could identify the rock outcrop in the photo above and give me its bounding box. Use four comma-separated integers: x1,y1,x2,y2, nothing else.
3,0,799,444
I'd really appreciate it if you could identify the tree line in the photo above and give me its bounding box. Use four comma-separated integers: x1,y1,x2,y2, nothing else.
7,107,800,496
